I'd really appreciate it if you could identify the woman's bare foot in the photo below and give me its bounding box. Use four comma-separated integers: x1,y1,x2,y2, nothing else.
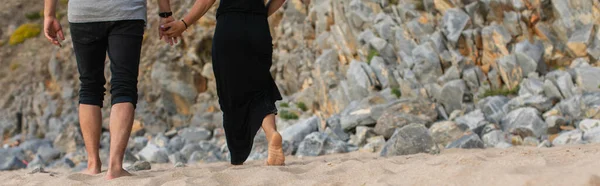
81,161,102,175
105,168,132,180
266,132,285,166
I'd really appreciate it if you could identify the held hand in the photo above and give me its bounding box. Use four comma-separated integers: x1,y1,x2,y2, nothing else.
159,17,178,45
162,20,187,39
44,16,64,47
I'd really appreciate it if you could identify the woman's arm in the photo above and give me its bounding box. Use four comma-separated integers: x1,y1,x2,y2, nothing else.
266,0,286,17
163,0,216,37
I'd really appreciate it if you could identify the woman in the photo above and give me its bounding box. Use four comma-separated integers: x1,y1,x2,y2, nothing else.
160,0,287,165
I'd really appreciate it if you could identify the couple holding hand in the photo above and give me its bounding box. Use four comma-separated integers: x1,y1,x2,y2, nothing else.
44,0,289,180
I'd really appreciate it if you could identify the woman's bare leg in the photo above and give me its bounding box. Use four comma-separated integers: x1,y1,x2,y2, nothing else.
262,114,285,166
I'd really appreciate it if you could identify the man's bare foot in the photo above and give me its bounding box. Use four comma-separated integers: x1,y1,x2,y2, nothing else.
266,132,285,166
81,167,101,175
105,168,132,180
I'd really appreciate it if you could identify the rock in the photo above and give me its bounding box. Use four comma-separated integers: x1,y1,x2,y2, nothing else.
567,24,594,57
495,142,513,148
574,67,600,92
412,42,443,84
186,142,222,163
130,136,149,152
455,109,486,131
438,80,468,114
36,146,61,162
0,154,26,171
545,115,568,134
168,152,187,164
584,127,600,143
439,65,461,84
543,79,564,99
360,136,386,153
53,125,83,154
297,132,349,157
514,40,545,72
178,127,212,143
553,130,584,146
481,130,509,148
462,66,486,93
346,60,380,91
380,124,440,157
167,136,186,153
570,58,591,68
519,78,544,96
350,126,376,146
369,56,395,89
446,133,484,149
501,107,547,138
126,161,151,172
503,11,521,36
481,24,511,73
375,99,438,138
137,143,169,163
19,139,53,154
503,95,554,113
325,115,350,141
523,137,540,146
578,119,600,132
441,8,470,46
180,144,203,159
151,133,170,148
477,96,509,124
27,155,45,169
429,121,465,147
281,116,320,151
175,162,186,168
496,54,537,90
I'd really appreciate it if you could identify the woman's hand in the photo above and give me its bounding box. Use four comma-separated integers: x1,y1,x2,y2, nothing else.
162,20,187,39
159,17,178,45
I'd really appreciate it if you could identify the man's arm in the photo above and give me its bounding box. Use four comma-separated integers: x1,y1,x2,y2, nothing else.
266,0,286,17
158,0,171,13
43,0,64,46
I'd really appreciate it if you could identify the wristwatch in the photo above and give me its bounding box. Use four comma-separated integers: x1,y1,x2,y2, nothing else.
159,12,173,18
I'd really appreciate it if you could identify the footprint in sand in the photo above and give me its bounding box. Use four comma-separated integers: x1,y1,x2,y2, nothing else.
66,173,101,182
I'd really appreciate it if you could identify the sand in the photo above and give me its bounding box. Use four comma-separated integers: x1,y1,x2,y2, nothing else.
2,144,600,186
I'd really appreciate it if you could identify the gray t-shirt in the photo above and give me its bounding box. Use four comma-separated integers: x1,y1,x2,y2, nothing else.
68,0,147,23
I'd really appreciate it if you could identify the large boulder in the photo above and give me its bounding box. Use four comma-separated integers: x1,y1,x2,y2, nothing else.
281,116,320,151
380,124,440,157
501,107,547,138
296,132,350,157
375,99,438,138
429,121,465,147
446,133,484,149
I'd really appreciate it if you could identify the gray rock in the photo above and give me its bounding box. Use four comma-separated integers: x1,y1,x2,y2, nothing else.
350,126,376,146
503,95,554,113
180,144,203,160
495,142,513,148
178,127,212,143
523,137,541,146
370,56,395,89
167,136,185,153
543,79,564,99
584,127,600,143
130,136,149,152
482,130,509,148
501,107,548,138
375,99,438,138
151,133,170,148
477,96,509,124
441,8,471,45
175,162,186,168
553,130,584,146
36,146,61,162
455,109,486,131
347,60,380,91
429,121,465,147
496,54,536,89
514,39,545,71
137,143,169,163
578,119,600,132
462,66,486,93
574,67,600,92
325,115,350,141
446,133,484,149
126,161,151,172
412,42,443,84
168,152,187,164
186,142,222,163
438,80,468,114
19,139,53,154
281,116,319,151
503,11,521,36
297,132,349,157
439,65,461,84
570,58,591,68
0,153,27,170
519,78,544,96
360,136,386,153
380,124,440,157
545,115,568,134
27,155,45,169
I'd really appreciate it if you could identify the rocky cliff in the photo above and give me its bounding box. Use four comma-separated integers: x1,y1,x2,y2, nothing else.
1,0,600,171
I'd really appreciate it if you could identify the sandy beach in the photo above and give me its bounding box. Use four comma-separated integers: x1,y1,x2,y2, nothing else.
1,144,600,186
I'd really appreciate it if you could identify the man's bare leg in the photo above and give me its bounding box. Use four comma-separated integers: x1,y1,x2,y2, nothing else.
262,114,285,166
79,104,103,175
105,103,134,180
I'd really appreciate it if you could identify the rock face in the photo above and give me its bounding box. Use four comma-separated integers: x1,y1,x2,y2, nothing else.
380,124,440,157
375,99,438,138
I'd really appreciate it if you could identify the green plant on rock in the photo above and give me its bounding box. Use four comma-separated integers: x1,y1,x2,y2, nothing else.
25,11,42,21
296,102,308,112
9,23,41,45
367,49,379,64
279,110,299,120
10,63,20,71
279,102,289,108
391,88,401,98
481,85,520,98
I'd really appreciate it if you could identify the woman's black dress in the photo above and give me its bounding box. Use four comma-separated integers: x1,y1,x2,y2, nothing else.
212,0,282,165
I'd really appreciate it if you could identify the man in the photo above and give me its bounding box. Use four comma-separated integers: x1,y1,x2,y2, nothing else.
44,0,148,180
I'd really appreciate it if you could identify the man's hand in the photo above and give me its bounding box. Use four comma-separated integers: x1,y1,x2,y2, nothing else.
44,16,64,47
162,19,187,39
159,16,178,45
